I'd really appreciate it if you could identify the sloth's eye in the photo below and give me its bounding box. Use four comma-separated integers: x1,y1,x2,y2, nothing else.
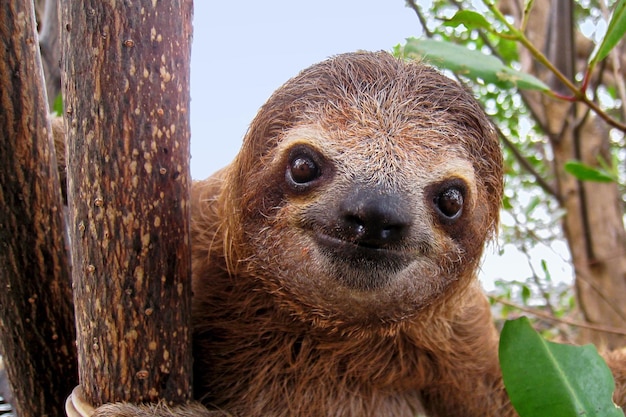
435,187,464,220
431,179,467,223
289,155,319,184
285,146,326,191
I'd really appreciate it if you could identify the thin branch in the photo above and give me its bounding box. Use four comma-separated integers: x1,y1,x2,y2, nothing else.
495,123,559,198
572,259,626,323
521,0,535,33
490,296,626,336
521,246,557,317
405,0,433,38
599,0,626,122
483,1,626,132
572,59,609,137
512,237,574,342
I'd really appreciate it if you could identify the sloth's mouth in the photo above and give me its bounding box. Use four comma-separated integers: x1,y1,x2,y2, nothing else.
313,232,414,266
315,232,399,255
312,232,414,290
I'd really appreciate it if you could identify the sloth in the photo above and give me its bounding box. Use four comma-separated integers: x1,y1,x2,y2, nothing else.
190,50,505,416
92,51,626,416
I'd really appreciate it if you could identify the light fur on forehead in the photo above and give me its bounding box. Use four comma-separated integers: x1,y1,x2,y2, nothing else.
273,124,478,209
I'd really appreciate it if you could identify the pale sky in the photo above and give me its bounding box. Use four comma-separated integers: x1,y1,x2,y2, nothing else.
189,1,420,179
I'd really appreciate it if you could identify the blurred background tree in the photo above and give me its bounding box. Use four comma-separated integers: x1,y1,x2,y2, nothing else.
397,0,626,348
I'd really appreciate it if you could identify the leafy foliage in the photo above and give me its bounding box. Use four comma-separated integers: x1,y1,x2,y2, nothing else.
589,0,626,67
564,160,616,183
402,38,548,91
500,317,624,417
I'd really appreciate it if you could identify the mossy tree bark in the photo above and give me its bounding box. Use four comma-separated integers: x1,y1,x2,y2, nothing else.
60,0,194,407
0,1,78,416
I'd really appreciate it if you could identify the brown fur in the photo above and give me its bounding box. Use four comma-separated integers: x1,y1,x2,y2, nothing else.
89,51,626,416
190,51,511,417
606,348,626,407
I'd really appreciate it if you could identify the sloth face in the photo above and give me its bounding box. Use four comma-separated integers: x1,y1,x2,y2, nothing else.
280,129,478,293
237,126,494,327
230,52,502,327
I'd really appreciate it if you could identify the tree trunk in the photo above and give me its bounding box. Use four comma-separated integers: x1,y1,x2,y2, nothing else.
60,0,194,407
0,1,78,416
519,0,626,349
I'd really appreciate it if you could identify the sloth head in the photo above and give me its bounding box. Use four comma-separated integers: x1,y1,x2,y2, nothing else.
223,51,502,330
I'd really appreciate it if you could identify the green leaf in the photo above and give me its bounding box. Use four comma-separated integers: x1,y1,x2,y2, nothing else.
52,93,63,116
500,317,624,417
589,0,626,66
502,194,513,210
442,10,492,31
540,259,552,282
520,284,531,304
402,38,549,91
564,160,615,183
524,195,541,216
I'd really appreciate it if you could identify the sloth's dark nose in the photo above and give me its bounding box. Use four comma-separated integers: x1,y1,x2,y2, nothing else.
338,189,411,248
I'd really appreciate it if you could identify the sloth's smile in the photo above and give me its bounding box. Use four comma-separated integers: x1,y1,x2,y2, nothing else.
313,232,414,269
314,231,403,255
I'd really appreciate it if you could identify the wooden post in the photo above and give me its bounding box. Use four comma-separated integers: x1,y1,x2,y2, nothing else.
60,0,194,406
0,1,78,416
